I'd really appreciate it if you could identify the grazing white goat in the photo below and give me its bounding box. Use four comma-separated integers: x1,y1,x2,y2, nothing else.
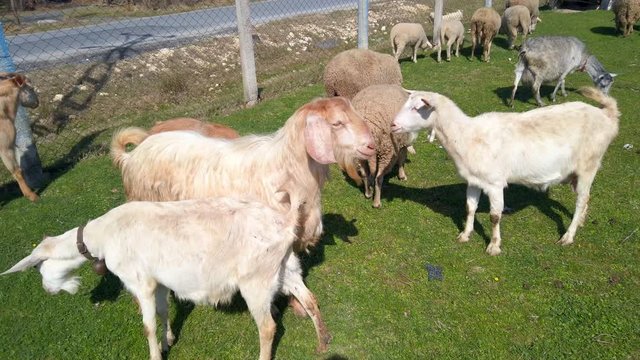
391,87,619,255
2,193,314,360
0,72,40,202
111,97,374,350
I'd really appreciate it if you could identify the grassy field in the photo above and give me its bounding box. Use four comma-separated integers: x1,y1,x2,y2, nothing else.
1,8,639,360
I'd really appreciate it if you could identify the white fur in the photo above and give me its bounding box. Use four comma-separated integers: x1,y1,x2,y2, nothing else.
2,196,321,360
392,88,619,255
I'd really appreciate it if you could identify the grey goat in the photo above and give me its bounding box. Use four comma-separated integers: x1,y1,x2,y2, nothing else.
510,36,616,107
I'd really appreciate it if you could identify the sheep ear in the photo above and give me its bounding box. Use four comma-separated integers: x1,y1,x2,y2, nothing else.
11,74,26,88
1,254,42,275
304,113,336,164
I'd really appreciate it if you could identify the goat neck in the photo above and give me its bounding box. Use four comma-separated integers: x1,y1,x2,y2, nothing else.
429,94,471,159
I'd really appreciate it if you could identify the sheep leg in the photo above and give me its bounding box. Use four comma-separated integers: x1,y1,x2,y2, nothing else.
397,147,408,181
412,45,418,63
483,37,492,62
240,282,277,360
372,171,384,208
155,285,175,352
455,38,461,57
362,159,374,199
446,39,453,61
280,255,331,353
0,130,39,202
134,283,162,360
457,185,481,243
395,41,406,61
560,79,567,97
558,171,596,246
485,187,505,256
436,43,442,63
510,62,525,107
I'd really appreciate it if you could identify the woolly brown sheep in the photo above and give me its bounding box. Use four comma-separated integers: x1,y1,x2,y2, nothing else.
506,0,540,31
612,0,640,36
470,7,502,62
346,85,418,208
323,49,403,100
500,5,531,49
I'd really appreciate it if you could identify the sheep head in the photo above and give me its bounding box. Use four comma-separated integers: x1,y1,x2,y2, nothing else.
302,97,375,164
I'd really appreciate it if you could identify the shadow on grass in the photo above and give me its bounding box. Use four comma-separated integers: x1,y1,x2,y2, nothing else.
380,182,573,244
591,26,619,37
494,85,578,107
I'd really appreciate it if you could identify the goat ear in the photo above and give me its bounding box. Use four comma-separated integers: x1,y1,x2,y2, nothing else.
11,74,26,88
402,88,416,95
1,254,42,275
610,73,617,78
421,97,431,108
304,113,336,164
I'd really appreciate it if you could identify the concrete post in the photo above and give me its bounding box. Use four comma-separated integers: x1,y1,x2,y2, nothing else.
0,22,45,188
433,0,443,47
357,0,368,49
235,0,258,107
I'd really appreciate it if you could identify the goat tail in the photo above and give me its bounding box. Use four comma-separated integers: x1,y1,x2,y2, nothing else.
110,127,149,169
579,87,620,123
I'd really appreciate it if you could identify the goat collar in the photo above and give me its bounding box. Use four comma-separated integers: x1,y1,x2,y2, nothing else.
578,58,588,72
76,223,108,276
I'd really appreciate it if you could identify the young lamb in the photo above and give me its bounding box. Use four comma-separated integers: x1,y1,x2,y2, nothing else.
391,87,619,256
2,194,314,360
149,117,239,139
470,7,502,62
510,36,616,107
341,85,418,208
500,5,531,50
390,23,433,63
612,0,640,36
435,19,465,63
111,97,374,349
505,0,540,31
429,9,464,22
323,49,402,99
0,73,40,202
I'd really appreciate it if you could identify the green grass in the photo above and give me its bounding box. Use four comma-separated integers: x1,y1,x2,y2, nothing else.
1,8,640,360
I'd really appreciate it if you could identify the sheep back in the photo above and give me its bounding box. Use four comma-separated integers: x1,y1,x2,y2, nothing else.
390,23,428,47
506,0,540,17
323,49,402,100
612,0,640,36
470,7,502,41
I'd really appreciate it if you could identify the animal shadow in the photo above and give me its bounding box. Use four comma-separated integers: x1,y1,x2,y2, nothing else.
381,182,573,244
494,85,577,107
591,26,619,37
300,213,359,272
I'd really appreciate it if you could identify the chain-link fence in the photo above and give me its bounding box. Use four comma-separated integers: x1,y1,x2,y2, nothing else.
0,0,437,192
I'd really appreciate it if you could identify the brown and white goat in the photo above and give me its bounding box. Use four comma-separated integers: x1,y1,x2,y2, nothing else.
148,117,239,139
2,194,309,360
111,96,375,352
0,73,39,202
392,87,619,255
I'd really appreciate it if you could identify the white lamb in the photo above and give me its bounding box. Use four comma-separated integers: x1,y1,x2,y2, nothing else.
429,9,463,22
435,19,465,62
391,87,619,255
2,193,311,360
390,23,433,63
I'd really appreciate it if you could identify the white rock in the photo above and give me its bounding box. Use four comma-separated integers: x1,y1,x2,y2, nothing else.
381,26,386,31
52,94,63,102
623,144,634,150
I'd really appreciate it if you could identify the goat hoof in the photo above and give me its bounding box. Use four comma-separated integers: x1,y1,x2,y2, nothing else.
485,244,502,256
457,233,470,243
398,175,407,181
557,234,574,246
27,193,39,202
372,202,381,209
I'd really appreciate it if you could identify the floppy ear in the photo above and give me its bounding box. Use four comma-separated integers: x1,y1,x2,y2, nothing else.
2,253,42,275
402,88,417,95
421,97,431,107
304,112,336,164
11,74,26,88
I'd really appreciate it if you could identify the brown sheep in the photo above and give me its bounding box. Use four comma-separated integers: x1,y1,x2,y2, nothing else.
470,7,502,62
613,0,640,36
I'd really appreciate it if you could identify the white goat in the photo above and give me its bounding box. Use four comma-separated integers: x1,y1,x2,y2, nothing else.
2,194,312,360
391,88,619,255
110,97,374,350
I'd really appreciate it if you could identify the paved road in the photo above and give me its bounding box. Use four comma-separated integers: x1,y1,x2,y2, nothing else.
7,0,357,70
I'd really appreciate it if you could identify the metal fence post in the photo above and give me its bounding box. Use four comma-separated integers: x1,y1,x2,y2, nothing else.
357,0,368,49
433,0,443,47
0,22,45,188
235,0,259,107
485,0,493,7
